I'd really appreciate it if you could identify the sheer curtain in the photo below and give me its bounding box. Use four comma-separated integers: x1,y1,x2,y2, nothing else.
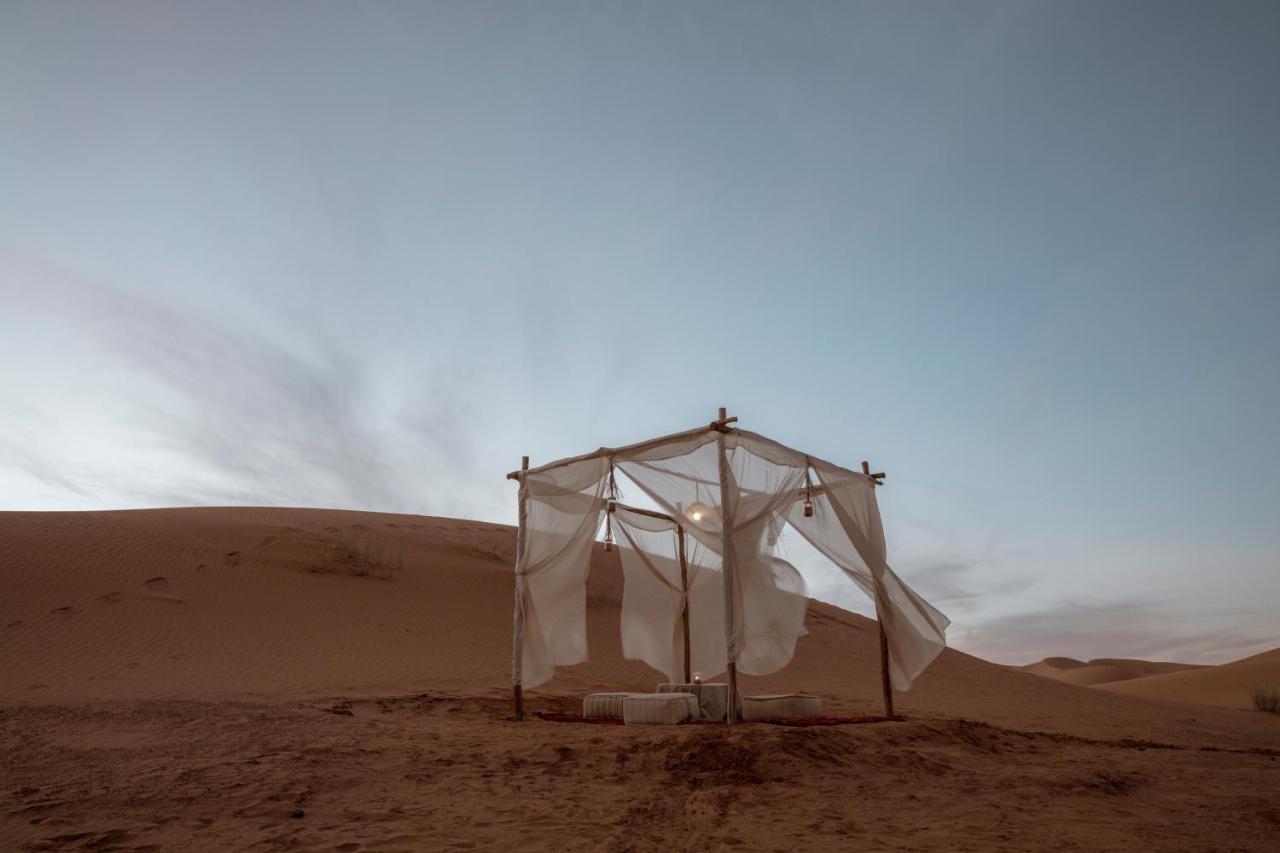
514,455,608,689
786,458,950,689
513,423,948,693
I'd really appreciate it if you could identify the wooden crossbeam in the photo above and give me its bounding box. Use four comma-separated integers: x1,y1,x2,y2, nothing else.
711,406,738,433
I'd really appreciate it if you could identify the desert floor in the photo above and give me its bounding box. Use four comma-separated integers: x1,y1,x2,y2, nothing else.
2,508,1278,851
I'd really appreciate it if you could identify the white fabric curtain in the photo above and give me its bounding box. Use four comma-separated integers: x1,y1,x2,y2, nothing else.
614,430,809,677
786,458,950,690
613,507,724,683
513,455,608,689
513,423,948,694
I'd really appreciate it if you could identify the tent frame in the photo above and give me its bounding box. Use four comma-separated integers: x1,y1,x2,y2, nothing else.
506,407,895,724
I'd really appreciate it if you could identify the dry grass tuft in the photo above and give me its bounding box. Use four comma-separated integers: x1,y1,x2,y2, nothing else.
329,526,404,579
1251,685,1280,713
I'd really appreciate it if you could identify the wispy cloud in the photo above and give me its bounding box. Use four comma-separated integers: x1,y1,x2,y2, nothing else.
896,559,1036,610
1,251,489,515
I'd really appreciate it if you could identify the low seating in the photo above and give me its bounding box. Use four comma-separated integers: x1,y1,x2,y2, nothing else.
622,692,699,725
655,682,734,721
741,693,823,721
583,692,643,720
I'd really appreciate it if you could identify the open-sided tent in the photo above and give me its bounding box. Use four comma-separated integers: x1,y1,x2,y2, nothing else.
506,409,949,723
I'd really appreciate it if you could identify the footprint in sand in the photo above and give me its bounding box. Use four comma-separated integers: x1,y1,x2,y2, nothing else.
5,620,23,629
223,551,241,567
50,606,74,616
97,591,124,604
142,578,185,604
193,563,207,572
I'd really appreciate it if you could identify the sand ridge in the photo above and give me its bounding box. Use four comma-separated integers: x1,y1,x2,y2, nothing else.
1020,656,1208,688
1099,647,1280,709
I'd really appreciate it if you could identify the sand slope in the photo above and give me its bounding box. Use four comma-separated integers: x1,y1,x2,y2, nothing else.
3,508,1280,851
1021,656,1206,687
1099,647,1280,709
2,507,1277,748
4,697,1279,853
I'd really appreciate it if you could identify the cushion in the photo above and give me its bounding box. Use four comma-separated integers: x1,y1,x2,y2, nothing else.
741,693,823,721
622,693,699,725
583,692,644,720
655,682,733,721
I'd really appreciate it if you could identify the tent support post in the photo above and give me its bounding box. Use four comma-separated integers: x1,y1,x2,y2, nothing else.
862,460,893,718
677,525,692,685
715,406,738,725
512,455,529,721
878,620,894,718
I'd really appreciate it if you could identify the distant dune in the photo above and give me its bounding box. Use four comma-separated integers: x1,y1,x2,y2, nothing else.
1098,647,1280,709
1020,656,1207,687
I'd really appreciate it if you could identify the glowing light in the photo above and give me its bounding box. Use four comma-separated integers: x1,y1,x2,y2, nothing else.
685,503,712,524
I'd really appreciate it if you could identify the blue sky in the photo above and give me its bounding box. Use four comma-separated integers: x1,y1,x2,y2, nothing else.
2,1,1278,664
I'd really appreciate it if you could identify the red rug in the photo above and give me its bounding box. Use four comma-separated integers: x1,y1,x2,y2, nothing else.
532,711,899,726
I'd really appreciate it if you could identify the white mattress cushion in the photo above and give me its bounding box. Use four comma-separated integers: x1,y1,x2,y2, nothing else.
583,692,644,720
622,693,699,725
741,693,824,721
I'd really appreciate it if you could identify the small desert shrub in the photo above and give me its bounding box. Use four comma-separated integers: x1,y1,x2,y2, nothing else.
330,527,404,580
1252,685,1280,713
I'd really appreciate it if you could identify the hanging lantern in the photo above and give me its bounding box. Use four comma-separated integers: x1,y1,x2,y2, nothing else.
685,503,712,524
803,497,814,518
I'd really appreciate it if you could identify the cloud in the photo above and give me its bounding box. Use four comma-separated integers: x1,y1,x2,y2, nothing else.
1,251,487,515
895,559,1036,611
954,598,1280,666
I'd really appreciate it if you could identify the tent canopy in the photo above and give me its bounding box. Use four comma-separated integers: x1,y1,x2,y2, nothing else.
510,416,949,707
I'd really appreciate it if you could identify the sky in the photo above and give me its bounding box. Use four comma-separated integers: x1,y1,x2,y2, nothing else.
2,0,1278,666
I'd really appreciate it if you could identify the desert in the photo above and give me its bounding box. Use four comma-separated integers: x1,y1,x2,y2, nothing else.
4,2,1280,850
2,508,1278,851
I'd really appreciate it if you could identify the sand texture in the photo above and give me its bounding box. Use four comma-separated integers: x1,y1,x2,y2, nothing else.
2,508,1279,851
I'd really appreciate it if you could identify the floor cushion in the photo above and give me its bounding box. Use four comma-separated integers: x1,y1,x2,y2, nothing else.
622,692,700,725
583,692,644,720
741,693,823,721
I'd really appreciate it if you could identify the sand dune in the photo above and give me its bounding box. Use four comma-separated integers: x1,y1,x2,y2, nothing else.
3,507,1277,746
3,508,1279,851
1098,647,1280,709
1021,656,1206,687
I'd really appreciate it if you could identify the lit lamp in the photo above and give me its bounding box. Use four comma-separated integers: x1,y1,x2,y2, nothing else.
693,672,701,685
685,503,712,524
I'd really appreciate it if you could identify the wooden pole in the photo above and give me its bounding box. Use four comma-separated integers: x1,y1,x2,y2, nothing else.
878,619,894,718
677,525,691,684
863,459,894,717
716,407,738,724
512,455,529,721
